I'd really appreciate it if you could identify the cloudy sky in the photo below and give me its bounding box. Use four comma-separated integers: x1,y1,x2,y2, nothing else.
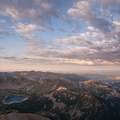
0,0,120,73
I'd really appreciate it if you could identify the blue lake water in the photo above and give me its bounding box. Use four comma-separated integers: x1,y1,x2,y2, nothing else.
3,95,29,104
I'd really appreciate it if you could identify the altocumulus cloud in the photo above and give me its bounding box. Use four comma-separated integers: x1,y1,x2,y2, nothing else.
0,0,120,71
0,0,60,21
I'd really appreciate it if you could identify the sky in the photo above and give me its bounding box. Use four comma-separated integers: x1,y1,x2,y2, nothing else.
0,0,120,73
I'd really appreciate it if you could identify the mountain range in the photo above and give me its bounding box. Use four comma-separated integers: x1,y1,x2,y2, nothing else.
0,71,120,120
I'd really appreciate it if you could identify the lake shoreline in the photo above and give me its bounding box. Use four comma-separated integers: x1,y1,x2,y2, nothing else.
3,95,29,104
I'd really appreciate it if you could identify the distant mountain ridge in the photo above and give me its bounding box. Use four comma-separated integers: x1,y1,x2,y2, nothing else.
0,71,87,91
0,71,88,81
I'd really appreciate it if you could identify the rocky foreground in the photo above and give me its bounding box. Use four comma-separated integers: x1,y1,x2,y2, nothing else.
0,112,50,120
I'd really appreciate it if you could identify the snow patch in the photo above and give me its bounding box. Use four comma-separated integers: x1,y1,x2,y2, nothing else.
56,86,67,91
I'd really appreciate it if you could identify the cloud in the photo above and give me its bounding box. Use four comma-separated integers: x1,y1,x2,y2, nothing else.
1,30,120,66
67,1,92,20
0,19,6,24
0,46,3,49
0,0,60,39
99,0,118,6
15,23,37,34
87,26,95,31
0,0,120,68
68,0,113,32
0,47,4,56
98,0,120,19
23,31,120,66
113,21,120,26
13,22,45,39
0,0,59,22
0,29,6,34
0,29,9,35
0,55,94,66
14,22,44,34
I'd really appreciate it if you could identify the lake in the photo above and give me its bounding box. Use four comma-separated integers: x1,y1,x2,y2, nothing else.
3,95,29,104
